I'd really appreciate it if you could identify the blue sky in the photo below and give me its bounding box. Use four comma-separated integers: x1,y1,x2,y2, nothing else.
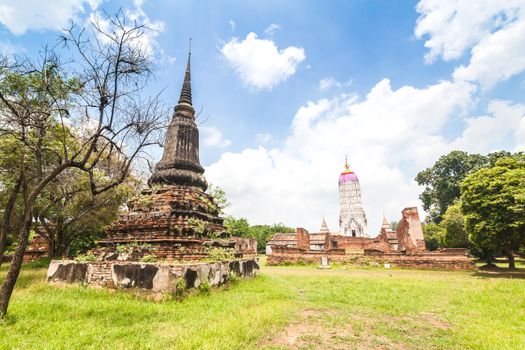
1,0,524,233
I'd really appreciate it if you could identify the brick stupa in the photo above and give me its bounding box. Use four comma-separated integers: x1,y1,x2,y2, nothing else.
97,49,244,261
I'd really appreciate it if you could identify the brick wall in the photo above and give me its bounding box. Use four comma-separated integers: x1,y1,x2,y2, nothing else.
267,246,475,270
295,228,310,250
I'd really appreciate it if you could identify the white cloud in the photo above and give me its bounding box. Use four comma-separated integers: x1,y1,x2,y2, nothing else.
452,100,525,152
205,2,525,233
415,0,522,63
206,78,484,233
88,0,173,63
319,77,352,90
0,0,174,64
453,16,525,88
221,32,305,90
415,0,525,88
264,23,281,35
201,127,231,148
0,0,102,35
229,20,236,31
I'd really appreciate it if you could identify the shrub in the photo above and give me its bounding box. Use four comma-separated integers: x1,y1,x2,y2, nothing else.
229,271,239,284
140,254,157,263
198,280,211,295
116,241,156,255
75,252,96,262
116,243,136,254
170,277,187,298
205,247,235,262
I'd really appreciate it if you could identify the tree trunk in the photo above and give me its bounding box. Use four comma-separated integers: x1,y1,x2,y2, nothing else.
48,237,56,259
0,174,23,269
486,255,495,267
506,247,515,270
0,209,32,319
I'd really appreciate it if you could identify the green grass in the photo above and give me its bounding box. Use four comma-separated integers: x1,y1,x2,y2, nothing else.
1,261,525,349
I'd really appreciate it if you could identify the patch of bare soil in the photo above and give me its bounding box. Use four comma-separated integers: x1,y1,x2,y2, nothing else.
260,309,407,350
418,312,450,330
260,309,451,350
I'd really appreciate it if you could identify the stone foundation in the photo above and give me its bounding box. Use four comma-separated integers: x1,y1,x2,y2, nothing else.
266,248,475,270
47,258,259,291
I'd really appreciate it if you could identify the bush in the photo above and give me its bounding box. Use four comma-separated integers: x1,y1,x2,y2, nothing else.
198,280,211,295
140,254,157,263
229,271,239,284
170,277,187,298
75,252,96,262
116,242,156,255
205,247,235,262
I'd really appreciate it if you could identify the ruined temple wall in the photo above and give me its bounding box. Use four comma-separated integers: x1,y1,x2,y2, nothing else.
332,236,390,251
231,237,258,255
396,207,426,253
47,258,259,291
364,252,475,270
267,247,352,265
267,246,475,270
295,228,310,250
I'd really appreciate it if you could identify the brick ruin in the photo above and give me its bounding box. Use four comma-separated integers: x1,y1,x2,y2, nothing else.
91,50,256,262
43,49,256,272
267,207,475,270
23,236,49,262
46,49,259,292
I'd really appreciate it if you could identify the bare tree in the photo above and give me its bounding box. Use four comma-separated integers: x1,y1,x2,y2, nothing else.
0,11,168,318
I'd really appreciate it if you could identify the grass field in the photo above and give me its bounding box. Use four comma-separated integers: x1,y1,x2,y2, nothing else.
1,260,524,350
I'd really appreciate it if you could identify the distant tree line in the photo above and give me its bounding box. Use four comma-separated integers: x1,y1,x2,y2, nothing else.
416,150,525,268
224,216,295,254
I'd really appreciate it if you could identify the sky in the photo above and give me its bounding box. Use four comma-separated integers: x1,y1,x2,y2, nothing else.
1,0,525,233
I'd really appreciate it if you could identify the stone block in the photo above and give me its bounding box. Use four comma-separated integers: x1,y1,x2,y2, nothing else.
47,261,88,283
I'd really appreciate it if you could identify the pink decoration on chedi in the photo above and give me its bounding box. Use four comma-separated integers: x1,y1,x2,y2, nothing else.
339,170,358,184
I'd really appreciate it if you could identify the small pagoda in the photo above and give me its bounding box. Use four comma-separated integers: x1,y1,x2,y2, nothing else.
96,49,241,261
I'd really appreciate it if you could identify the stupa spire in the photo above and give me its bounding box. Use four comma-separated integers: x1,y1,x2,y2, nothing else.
320,216,330,233
149,39,206,190
381,212,391,229
178,38,192,107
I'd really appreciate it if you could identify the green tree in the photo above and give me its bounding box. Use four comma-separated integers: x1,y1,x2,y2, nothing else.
415,151,486,222
224,216,294,254
224,216,250,237
461,155,525,269
422,221,444,251
35,168,138,257
0,11,167,319
440,202,468,248
0,136,24,267
250,224,295,254
206,184,230,215
415,150,511,223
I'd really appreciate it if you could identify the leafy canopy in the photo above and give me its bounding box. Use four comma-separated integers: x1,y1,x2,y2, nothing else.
461,155,525,266
415,150,512,223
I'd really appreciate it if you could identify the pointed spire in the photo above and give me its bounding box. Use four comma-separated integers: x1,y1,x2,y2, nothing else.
381,211,391,229
320,216,330,233
343,155,350,171
178,38,192,106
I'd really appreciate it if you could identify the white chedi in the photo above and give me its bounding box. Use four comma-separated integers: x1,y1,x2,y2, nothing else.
338,158,368,237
